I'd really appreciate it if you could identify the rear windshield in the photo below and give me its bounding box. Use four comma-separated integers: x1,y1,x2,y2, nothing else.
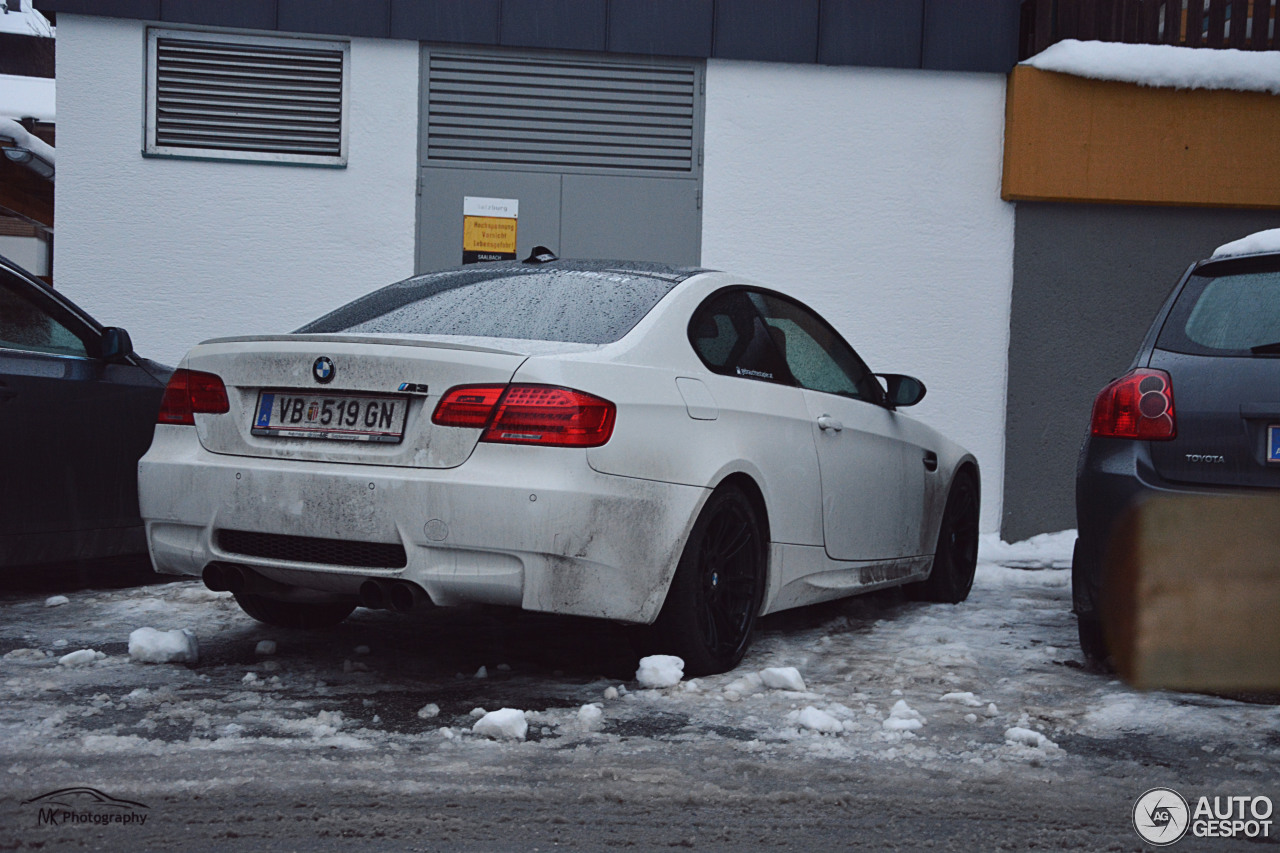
1158,267,1280,356
297,265,685,345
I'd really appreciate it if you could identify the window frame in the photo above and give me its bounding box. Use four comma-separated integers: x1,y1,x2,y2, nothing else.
687,285,889,407
144,27,350,168
0,263,103,361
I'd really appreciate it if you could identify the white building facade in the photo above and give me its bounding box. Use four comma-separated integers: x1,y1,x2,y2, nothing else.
46,2,1021,532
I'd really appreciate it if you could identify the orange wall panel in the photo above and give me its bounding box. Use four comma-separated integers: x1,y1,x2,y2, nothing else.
1003,65,1280,209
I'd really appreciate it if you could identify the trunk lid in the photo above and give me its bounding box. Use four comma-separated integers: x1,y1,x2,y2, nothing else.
183,334,531,469
1147,349,1280,489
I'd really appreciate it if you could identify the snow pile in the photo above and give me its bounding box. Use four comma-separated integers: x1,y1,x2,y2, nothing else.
636,655,684,689
128,628,199,664
1213,228,1280,258
1005,726,1059,751
940,691,984,708
44,595,69,608
255,640,277,656
791,706,843,734
472,708,528,741
978,530,1075,569
417,703,440,720
882,700,925,732
58,649,104,667
577,703,605,732
1024,39,1280,94
760,666,806,692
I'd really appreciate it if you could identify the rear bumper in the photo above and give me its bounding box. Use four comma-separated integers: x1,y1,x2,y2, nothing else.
139,425,707,623
1074,434,1244,618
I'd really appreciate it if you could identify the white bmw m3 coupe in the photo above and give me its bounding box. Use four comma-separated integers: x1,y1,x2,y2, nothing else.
139,255,979,675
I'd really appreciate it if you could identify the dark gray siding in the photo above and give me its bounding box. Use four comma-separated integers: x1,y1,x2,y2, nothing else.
40,0,1022,72
1002,203,1280,541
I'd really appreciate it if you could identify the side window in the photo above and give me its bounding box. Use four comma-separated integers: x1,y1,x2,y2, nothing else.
749,292,881,402
0,272,91,358
688,290,792,384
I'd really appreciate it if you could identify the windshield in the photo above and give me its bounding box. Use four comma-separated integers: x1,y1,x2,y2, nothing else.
296,265,685,345
1158,268,1280,356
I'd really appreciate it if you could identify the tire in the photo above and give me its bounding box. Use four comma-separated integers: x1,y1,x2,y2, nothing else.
1077,615,1111,666
233,591,355,629
909,471,979,604
651,486,767,677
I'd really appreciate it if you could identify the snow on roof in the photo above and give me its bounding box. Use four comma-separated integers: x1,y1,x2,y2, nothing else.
0,0,52,37
0,116,55,166
1022,39,1280,95
0,74,54,121
1212,228,1280,258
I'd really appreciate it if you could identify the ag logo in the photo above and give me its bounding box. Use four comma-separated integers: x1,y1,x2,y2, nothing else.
312,356,335,384
1134,787,1190,846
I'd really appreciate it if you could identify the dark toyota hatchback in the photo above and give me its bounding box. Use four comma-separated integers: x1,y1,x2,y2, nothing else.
0,254,171,570
1073,234,1280,661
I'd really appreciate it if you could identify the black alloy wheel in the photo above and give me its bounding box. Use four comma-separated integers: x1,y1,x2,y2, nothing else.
653,486,766,677
233,591,355,629
909,472,980,604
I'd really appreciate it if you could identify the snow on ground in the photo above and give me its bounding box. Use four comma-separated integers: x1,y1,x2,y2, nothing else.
1024,38,1280,94
978,529,1075,569
0,541,1277,795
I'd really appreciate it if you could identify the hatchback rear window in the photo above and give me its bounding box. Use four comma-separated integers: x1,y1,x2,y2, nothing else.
1158,267,1280,356
297,264,685,345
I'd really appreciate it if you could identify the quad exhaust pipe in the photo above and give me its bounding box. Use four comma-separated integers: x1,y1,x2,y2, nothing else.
359,578,431,613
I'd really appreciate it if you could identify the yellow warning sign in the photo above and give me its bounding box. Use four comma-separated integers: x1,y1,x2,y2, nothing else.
463,216,517,255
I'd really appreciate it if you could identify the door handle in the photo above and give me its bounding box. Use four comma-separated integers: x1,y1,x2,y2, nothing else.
817,415,843,432
923,450,938,472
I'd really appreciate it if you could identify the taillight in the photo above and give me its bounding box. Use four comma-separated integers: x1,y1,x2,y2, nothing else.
1090,369,1175,440
431,385,505,428
432,384,616,448
157,368,231,426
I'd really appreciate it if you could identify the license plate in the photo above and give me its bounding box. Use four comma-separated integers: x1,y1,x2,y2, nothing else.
1270,425,1280,463
252,391,407,443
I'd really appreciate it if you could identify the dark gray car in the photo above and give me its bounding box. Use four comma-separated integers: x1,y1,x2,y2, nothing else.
0,255,171,569
1073,244,1280,661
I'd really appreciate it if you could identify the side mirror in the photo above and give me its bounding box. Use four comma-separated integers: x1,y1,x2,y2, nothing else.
877,373,926,408
100,326,134,363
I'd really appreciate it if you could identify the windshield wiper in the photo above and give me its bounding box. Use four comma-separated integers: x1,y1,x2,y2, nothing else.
1250,341,1280,354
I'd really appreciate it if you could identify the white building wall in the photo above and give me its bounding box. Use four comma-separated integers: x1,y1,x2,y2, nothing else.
702,61,1015,532
54,16,420,367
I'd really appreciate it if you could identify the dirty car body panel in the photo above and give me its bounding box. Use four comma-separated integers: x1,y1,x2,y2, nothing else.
139,259,977,671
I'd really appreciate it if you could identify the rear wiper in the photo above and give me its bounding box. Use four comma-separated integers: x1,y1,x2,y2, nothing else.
1250,341,1280,354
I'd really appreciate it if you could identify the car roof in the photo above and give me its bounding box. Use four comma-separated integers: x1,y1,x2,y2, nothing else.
409,257,714,284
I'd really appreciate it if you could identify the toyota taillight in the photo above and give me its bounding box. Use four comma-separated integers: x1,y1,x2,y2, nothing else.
1090,369,1175,440
157,368,231,426
432,384,616,448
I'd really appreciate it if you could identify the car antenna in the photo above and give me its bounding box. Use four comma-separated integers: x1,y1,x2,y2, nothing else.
523,246,559,264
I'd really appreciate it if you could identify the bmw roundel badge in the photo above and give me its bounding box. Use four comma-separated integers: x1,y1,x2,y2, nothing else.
312,356,335,384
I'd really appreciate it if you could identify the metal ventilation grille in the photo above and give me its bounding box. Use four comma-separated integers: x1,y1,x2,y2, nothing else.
153,35,345,159
217,529,407,570
427,53,697,173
